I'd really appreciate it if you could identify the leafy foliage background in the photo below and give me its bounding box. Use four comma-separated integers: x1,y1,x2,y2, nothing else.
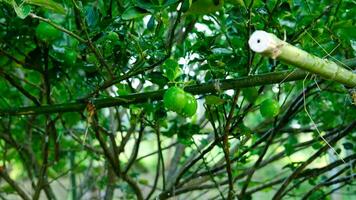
0,0,355,200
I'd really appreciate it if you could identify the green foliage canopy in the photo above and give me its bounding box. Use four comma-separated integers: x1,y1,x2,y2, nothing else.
0,0,355,200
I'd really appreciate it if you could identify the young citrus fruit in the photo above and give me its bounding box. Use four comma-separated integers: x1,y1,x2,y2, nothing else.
181,93,197,117
163,87,187,113
35,22,61,42
260,99,280,118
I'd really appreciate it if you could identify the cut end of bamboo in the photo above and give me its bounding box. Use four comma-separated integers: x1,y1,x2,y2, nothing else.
248,30,356,87
248,30,278,53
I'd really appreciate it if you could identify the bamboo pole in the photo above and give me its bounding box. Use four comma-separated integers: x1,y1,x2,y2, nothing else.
248,30,356,87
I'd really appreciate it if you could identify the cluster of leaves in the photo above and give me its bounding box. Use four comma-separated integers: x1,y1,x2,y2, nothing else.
0,0,355,200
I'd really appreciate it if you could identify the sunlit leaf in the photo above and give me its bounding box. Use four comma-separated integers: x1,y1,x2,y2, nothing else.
122,6,149,20
26,0,66,14
205,95,225,105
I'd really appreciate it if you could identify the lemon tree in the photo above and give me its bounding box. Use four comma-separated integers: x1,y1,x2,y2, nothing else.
0,1,355,200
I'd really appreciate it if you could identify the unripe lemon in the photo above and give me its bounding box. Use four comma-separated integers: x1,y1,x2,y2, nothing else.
260,99,280,118
35,22,61,43
163,87,187,113
181,93,198,117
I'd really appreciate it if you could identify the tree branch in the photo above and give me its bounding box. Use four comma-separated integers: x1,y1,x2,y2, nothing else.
272,122,355,200
0,169,31,200
0,70,309,116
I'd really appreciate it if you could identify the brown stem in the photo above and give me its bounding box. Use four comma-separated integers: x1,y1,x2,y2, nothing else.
0,169,31,200
272,122,355,200
29,13,87,43
124,122,145,174
92,115,144,200
0,70,40,105
223,90,240,199
0,70,311,116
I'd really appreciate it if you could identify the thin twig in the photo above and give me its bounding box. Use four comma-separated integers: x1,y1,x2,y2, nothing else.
0,169,31,200
29,13,87,43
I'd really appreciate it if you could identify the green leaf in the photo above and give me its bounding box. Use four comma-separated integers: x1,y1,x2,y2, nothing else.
177,136,193,146
312,141,323,150
136,0,165,11
0,56,10,66
242,87,258,102
26,0,66,14
122,6,149,20
138,179,149,185
177,123,199,146
162,59,182,82
283,143,294,156
12,1,31,19
147,15,155,30
0,185,16,193
148,72,168,88
333,20,356,40
84,5,99,28
181,0,192,12
342,142,353,150
0,0,12,5
309,190,325,200
205,95,225,105
283,135,298,156
162,123,178,137
236,123,251,136
163,0,180,7
116,84,131,96
178,123,200,138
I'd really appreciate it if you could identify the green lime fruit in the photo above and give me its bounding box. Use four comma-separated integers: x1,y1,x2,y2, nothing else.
35,22,61,42
163,87,187,113
181,93,198,117
260,99,280,118
242,87,258,102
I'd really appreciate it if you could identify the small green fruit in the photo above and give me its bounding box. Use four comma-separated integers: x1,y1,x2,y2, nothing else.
260,99,280,118
181,93,198,117
35,22,61,42
163,87,187,113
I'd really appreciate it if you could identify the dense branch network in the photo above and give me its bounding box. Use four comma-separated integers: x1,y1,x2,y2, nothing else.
0,1,355,200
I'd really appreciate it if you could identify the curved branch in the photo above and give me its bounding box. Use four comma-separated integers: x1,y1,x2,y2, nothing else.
302,174,356,200
0,70,40,106
272,122,355,200
0,169,31,200
29,13,87,43
0,70,308,116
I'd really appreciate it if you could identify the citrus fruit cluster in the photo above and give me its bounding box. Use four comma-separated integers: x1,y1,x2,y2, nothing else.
163,87,197,117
